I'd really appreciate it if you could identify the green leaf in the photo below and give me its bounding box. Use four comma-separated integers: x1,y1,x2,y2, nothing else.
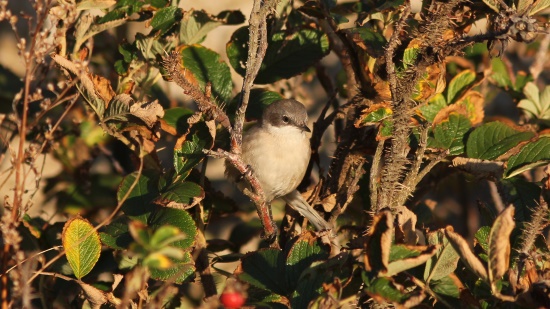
386,245,437,277
97,0,141,24
149,251,195,283
227,27,329,84
237,248,287,295
430,276,460,298
285,232,330,291
490,58,512,88
118,171,160,222
173,122,213,177
161,107,194,135
62,217,101,279
99,216,132,250
158,181,205,208
433,114,472,155
357,105,393,126
346,26,387,58
150,6,182,36
179,45,233,104
424,229,459,283
150,226,187,248
446,70,477,104
419,93,447,122
228,88,284,120
505,137,550,178
179,9,245,45
291,253,351,309
148,207,197,250
364,277,410,303
475,226,490,254
466,121,535,160
501,178,540,222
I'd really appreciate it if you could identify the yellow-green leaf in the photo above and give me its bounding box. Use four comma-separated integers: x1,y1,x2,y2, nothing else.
62,217,101,279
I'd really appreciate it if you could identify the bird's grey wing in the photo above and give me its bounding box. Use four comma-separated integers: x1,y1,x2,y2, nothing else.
282,190,332,231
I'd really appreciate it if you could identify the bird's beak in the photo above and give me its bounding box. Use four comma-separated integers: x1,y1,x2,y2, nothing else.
300,124,311,132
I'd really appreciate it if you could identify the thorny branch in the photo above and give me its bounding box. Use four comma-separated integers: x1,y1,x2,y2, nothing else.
233,0,279,153
377,3,412,211
161,52,232,131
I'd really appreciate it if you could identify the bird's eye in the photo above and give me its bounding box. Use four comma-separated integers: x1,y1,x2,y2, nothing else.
282,116,290,123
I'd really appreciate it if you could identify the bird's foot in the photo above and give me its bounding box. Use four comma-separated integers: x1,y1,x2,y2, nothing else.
238,164,254,182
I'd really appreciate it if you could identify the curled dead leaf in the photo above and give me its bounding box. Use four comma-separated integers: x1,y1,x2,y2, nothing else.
488,206,515,284
445,227,489,281
364,210,393,274
130,100,165,128
394,206,418,245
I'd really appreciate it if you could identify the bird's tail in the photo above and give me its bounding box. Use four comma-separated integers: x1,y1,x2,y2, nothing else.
282,190,332,231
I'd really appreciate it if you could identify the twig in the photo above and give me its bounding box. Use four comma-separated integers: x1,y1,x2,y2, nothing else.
370,140,385,211
94,142,145,232
161,52,231,131
1,246,62,277
385,5,411,103
232,0,278,152
398,124,430,207
204,149,278,243
530,33,550,82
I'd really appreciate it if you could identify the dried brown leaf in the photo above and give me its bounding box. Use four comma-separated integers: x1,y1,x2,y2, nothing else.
130,100,165,128
91,74,115,105
394,206,418,245
364,210,393,274
488,206,515,283
445,227,488,281
78,280,107,309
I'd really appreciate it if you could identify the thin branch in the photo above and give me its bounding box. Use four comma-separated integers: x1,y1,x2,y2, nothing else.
530,33,550,82
204,149,278,244
161,52,231,131
232,0,278,153
399,124,430,206
385,5,411,103
94,143,145,232
370,140,385,211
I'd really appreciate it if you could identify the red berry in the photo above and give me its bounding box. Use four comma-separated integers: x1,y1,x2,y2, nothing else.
220,291,245,309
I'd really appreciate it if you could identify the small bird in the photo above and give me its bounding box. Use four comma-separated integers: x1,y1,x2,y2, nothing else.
226,99,331,231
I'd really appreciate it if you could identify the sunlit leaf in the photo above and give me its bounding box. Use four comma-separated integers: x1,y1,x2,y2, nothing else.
150,6,182,36
505,137,550,178
432,114,472,155
62,217,101,279
178,45,233,104
466,121,534,160
445,70,478,104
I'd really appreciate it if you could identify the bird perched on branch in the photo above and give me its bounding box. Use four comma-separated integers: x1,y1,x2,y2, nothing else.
226,99,331,231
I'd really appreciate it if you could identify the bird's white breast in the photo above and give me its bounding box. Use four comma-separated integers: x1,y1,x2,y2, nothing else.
241,124,311,201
